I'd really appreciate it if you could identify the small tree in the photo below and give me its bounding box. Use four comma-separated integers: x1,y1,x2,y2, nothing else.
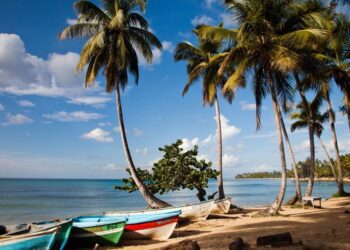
115,140,218,202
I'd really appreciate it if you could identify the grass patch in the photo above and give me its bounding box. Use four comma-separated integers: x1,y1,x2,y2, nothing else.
332,192,350,198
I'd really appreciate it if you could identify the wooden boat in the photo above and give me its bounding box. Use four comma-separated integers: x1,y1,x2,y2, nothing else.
0,225,60,250
115,211,180,240
31,219,73,250
210,197,231,214
105,200,215,222
69,216,127,247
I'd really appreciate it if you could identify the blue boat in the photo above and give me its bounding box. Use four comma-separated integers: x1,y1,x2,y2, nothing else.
32,219,73,250
0,226,59,250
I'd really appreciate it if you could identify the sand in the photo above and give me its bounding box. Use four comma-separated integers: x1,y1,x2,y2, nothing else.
111,197,350,250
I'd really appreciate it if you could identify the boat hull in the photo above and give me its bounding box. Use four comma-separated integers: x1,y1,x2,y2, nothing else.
210,197,231,214
123,215,178,240
0,227,59,250
32,219,73,250
106,200,215,222
69,218,126,247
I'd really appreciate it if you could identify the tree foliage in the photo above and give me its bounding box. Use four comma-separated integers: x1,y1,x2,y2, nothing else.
115,140,218,201
236,154,350,179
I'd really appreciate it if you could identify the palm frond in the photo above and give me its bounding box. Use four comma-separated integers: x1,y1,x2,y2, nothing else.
59,23,101,40
75,1,110,24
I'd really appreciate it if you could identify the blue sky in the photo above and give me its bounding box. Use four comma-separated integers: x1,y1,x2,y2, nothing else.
0,0,349,179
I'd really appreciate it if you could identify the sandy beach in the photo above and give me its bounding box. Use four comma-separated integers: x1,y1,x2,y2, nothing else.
110,197,350,250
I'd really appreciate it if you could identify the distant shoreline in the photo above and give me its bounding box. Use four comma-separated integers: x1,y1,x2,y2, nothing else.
235,177,350,183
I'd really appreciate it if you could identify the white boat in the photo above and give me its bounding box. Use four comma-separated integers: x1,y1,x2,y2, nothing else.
210,197,231,214
105,200,215,222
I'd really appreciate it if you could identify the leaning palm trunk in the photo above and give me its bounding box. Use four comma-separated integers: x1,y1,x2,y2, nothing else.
279,108,302,203
324,89,347,195
265,77,287,215
115,86,170,208
215,97,225,200
317,136,337,178
305,125,315,197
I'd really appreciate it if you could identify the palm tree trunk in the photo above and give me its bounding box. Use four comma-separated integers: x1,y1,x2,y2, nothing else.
305,125,315,197
345,94,350,132
324,89,347,195
115,85,170,208
215,96,225,200
317,136,337,178
294,72,315,197
278,108,302,203
266,74,287,215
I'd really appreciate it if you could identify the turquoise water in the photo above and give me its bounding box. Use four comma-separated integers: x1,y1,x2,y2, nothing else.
0,178,349,224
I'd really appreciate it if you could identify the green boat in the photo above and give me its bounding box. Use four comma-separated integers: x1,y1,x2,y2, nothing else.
69,216,127,247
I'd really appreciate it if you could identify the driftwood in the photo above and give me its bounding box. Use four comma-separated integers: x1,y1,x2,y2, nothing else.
229,237,244,250
256,232,293,247
161,240,200,250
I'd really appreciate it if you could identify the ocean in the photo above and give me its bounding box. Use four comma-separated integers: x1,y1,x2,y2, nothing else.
0,178,349,224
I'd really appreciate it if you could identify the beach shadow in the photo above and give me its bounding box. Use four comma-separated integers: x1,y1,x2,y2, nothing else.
172,229,210,238
207,214,240,220
118,239,164,247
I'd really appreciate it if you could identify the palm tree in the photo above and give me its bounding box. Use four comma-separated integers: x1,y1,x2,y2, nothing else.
307,13,350,195
174,27,239,200
290,91,335,195
279,107,302,204
59,0,169,208
197,0,330,215
328,14,350,131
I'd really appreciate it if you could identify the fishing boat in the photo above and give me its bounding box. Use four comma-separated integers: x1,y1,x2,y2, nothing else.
31,219,73,250
0,225,60,250
210,197,231,214
117,211,180,240
69,216,127,247
105,199,215,222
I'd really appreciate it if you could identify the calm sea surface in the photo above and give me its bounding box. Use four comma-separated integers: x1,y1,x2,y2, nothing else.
0,178,349,224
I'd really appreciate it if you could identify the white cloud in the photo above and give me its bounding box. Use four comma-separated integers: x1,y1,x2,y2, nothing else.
132,128,143,137
204,0,219,8
240,101,256,111
191,15,214,26
295,139,311,153
202,134,213,145
137,47,162,67
215,114,241,139
324,138,350,155
242,131,276,139
66,18,77,25
162,41,174,53
253,164,272,172
67,96,112,107
104,163,122,171
43,111,104,122
136,147,148,155
0,103,4,111
2,113,33,126
223,153,239,167
197,153,210,162
181,137,200,151
148,158,160,167
81,128,114,143
113,126,121,133
0,33,108,107
98,122,113,127
17,100,35,107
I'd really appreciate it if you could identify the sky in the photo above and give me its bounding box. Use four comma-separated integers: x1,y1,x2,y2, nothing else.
0,0,349,179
